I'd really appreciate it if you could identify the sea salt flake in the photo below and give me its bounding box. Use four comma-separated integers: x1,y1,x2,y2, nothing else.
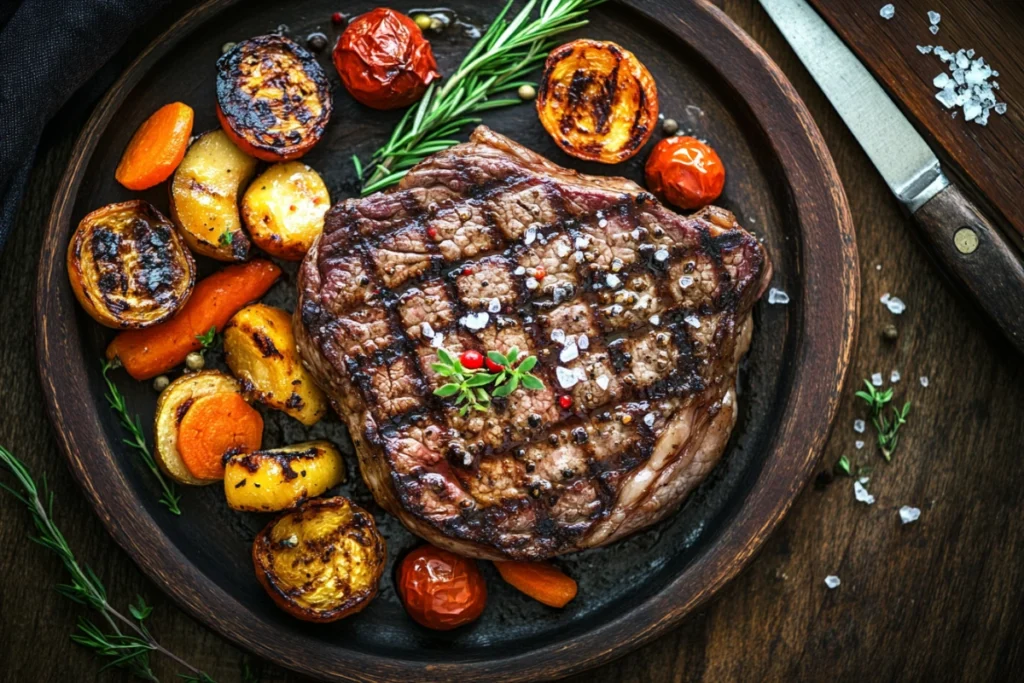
920,375,930,387
559,339,579,363
825,575,841,589
488,298,501,313
578,334,589,350
654,248,670,262
649,314,661,326
596,375,610,390
551,329,565,344
963,99,982,121
956,51,970,69
631,228,641,240
421,322,435,339
935,86,957,109
678,275,694,289
854,419,866,433
854,480,876,505
526,277,539,290
768,288,790,305
855,440,865,450
514,265,526,276
886,297,906,315
574,367,587,382
929,24,939,34
643,412,656,427
900,506,921,524
933,72,950,88
684,315,701,328
606,274,621,289
928,10,941,25
555,241,571,258
432,333,444,349
575,235,591,250
556,366,579,389
879,4,894,20
524,226,537,245
574,252,585,263
917,45,933,54
460,312,490,331
872,372,884,387
598,218,609,229
890,370,901,383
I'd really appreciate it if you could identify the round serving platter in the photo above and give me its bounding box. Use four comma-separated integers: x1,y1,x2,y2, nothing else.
36,0,858,680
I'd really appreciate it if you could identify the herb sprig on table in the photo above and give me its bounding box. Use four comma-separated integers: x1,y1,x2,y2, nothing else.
855,379,911,462
0,446,214,682
101,360,181,515
357,0,606,194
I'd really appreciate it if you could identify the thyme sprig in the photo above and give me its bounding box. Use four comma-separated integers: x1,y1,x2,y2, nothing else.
875,402,911,462
102,360,181,515
0,446,214,682
432,346,543,414
358,0,605,194
855,380,893,418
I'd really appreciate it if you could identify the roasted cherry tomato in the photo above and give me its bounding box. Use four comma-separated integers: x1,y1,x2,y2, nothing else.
645,136,726,210
333,8,440,110
397,545,487,630
460,350,484,370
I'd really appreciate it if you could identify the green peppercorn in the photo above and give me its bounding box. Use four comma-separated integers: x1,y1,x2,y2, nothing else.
185,352,205,371
662,118,679,135
518,84,537,101
152,375,170,392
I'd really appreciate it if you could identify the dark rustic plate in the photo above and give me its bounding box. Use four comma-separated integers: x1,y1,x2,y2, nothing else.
36,0,858,681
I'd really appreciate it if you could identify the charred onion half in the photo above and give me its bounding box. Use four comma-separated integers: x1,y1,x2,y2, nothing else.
216,35,333,162
537,39,658,164
67,200,195,329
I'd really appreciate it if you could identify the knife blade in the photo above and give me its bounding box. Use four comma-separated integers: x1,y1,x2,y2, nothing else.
760,0,1024,353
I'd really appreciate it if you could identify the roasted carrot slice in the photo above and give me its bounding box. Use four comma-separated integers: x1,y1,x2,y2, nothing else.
177,392,263,480
115,102,194,190
493,560,578,608
106,260,281,380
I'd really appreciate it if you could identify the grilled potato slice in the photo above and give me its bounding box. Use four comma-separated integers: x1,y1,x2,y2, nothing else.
67,200,195,329
216,35,332,162
223,304,327,425
169,130,257,261
224,441,345,512
241,162,330,260
537,39,659,164
253,497,386,622
153,371,246,486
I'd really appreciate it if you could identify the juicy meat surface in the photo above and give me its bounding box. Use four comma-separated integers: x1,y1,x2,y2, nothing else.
295,127,771,560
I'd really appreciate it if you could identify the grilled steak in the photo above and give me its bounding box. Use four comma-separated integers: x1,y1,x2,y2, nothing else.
295,127,771,560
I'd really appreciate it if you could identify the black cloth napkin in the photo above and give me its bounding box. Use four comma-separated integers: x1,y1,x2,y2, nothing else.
0,0,172,255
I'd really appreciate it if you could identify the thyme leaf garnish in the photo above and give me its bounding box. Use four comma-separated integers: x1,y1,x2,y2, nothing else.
432,346,543,414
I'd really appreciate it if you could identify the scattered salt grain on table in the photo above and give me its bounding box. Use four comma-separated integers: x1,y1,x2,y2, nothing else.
825,575,841,589
872,372,884,387
920,376,930,387
854,419,866,433
899,506,921,524
880,292,906,315
768,288,790,305
880,4,895,20
890,370,901,383
917,45,933,54
855,440,865,450
928,46,1008,125
854,480,876,505
928,10,941,25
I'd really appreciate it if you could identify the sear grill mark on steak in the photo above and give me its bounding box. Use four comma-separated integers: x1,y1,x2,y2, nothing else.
295,126,771,560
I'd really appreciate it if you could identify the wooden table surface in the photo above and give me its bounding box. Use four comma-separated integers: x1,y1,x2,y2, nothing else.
2,1,1022,681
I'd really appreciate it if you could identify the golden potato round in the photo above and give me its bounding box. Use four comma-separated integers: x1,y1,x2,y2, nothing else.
154,370,245,486
253,497,386,622
169,130,257,261
67,200,195,329
241,162,330,261
537,39,659,164
224,441,346,512
223,304,327,425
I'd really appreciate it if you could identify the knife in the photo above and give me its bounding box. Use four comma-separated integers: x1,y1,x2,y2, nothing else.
760,0,1024,353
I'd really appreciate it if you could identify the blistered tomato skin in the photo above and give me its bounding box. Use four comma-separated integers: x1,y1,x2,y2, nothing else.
645,136,726,210
333,8,440,110
397,546,487,630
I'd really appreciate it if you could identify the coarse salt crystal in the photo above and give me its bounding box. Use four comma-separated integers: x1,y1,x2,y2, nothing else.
879,4,894,20
643,412,656,427
920,376,930,387
574,366,587,382
855,440,865,450
854,419,866,433
488,298,501,313
560,339,579,363
610,258,624,273
649,314,661,326
575,251,585,263
575,235,591,250
598,218,608,229
606,274,621,289
900,506,921,524
928,10,941,25
881,292,891,304
432,333,444,348
768,288,790,305
556,366,579,389
524,226,537,245
596,375,610,390
933,72,950,88
514,265,526,276
886,297,906,315
825,575,841,589
929,24,939,34
578,334,589,350
684,315,701,328
872,372,884,387
854,480,876,505
463,452,474,466
679,275,694,289
995,102,1008,115
551,328,565,344
890,370,901,383
421,322,435,338
526,277,539,290
609,304,624,316
654,248,670,262
631,228,641,240
917,45,933,54
460,312,490,331
555,241,571,258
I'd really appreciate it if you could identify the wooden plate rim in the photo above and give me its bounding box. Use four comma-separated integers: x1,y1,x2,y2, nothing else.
35,0,859,680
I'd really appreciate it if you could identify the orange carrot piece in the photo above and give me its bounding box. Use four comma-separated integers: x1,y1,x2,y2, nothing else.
115,102,194,190
106,260,281,380
177,393,263,480
493,560,578,608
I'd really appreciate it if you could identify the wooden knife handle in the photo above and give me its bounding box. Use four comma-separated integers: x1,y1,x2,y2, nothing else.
913,183,1024,353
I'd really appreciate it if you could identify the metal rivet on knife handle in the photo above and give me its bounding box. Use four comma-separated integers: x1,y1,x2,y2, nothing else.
954,227,979,255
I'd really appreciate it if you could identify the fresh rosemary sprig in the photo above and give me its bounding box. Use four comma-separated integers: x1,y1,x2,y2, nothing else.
101,360,181,515
358,0,605,194
0,446,214,682
875,402,911,462
855,380,893,418
487,347,544,397
433,348,498,415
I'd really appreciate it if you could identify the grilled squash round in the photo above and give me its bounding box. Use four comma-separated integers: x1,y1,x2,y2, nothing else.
253,497,386,622
537,39,659,164
67,200,195,329
153,370,249,486
224,441,346,512
216,35,332,162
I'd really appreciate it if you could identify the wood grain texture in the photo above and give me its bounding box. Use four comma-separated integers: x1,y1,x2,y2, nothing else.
808,0,1024,241
1,2,1022,683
